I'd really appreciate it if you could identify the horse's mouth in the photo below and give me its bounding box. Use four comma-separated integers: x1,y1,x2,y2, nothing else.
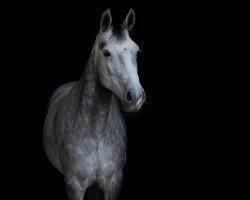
123,107,140,112
121,102,143,112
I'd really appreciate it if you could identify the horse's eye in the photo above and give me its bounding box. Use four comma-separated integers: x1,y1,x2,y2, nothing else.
103,50,111,57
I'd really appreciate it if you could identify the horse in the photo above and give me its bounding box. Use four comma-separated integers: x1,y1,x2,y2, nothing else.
43,9,146,200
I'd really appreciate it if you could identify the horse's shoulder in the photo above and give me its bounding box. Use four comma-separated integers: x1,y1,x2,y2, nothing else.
48,81,77,111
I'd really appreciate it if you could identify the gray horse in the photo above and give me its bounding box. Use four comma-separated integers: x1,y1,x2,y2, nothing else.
43,9,145,200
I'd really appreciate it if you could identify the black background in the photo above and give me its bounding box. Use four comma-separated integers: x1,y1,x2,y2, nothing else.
3,2,231,199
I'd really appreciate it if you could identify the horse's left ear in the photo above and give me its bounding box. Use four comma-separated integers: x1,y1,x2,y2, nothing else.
122,8,135,31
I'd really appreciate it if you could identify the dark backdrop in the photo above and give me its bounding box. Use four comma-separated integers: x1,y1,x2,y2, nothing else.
3,2,227,199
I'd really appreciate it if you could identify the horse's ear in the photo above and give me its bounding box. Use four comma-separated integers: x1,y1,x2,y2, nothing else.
122,8,135,31
100,9,112,32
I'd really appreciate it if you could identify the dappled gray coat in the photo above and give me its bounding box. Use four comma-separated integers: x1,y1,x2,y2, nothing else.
43,9,145,200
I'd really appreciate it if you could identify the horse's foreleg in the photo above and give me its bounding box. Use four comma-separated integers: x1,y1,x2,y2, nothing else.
103,171,123,200
64,175,86,200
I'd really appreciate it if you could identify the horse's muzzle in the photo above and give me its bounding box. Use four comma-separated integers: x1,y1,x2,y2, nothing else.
122,88,146,112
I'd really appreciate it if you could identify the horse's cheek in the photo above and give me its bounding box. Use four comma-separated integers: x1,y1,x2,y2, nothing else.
99,72,111,89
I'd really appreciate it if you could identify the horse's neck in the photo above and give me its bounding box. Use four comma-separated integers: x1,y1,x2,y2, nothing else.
76,54,114,117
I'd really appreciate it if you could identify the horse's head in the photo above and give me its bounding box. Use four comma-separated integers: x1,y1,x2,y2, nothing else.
93,9,146,112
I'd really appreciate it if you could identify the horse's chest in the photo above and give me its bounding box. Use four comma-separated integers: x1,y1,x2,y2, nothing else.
63,107,126,181
76,125,126,178
97,132,126,172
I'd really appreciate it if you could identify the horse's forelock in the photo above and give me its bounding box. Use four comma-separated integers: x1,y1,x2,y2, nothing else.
111,25,126,42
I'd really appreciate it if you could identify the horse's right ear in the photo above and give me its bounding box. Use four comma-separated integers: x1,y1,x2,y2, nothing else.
100,9,112,32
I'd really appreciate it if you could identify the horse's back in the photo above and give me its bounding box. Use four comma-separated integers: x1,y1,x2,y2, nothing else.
44,81,77,173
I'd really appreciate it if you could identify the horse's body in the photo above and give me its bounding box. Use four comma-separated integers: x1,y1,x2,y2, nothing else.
43,9,145,200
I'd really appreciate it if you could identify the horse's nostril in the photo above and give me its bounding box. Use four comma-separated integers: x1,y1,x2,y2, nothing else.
125,91,133,103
